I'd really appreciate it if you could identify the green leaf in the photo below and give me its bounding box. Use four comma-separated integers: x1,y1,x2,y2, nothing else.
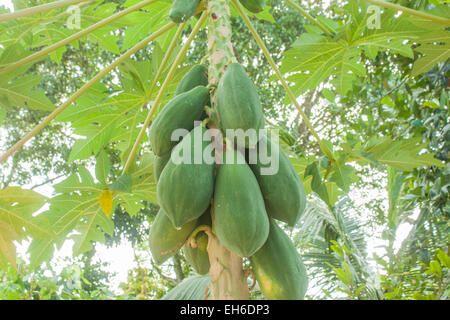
110,174,132,193
422,101,441,109
412,42,450,77
161,275,210,300
115,153,157,215
322,88,336,102
253,5,275,23
95,151,111,184
348,137,445,171
0,221,18,268
54,167,102,194
281,33,354,95
0,187,51,238
387,167,406,228
325,182,343,208
71,207,114,256
28,238,55,270
427,260,442,278
304,162,330,206
28,165,118,263
0,75,55,111
436,249,450,268
0,187,52,269
0,107,5,125
329,161,355,192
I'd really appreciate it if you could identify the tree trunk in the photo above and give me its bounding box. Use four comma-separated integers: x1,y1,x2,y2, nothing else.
205,0,249,300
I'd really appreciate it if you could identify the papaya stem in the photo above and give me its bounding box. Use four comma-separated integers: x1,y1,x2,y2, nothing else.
120,22,185,173
284,0,334,38
0,0,158,76
206,0,249,300
364,0,450,26
0,0,92,22
284,0,346,48
0,22,175,164
232,0,332,159
187,224,213,249
145,23,187,100
121,11,208,174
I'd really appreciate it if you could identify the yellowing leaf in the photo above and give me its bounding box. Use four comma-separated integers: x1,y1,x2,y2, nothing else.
0,221,18,269
99,190,113,218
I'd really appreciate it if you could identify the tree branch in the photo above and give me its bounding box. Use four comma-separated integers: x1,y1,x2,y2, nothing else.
0,0,158,76
0,0,92,22
0,21,175,164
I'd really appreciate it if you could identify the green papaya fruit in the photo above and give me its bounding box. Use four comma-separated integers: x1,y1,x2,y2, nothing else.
149,86,209,157
169,0,200,23
184,209,211,275
239,0,265,13
157,126,215,228
154,153,170,183
184,231,210,275
213,148,269,257
175,65,209,96
217,63,265,147
250,219,308,300
249,135,306,226
149,208,197,265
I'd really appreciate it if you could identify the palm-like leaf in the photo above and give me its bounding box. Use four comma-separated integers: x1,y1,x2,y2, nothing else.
293,194,380,299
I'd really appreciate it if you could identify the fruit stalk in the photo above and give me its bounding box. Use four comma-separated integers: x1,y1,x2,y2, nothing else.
206,0,249,300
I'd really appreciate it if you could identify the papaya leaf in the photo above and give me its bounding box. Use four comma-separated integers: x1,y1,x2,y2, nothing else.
0,187,51,239
115,153,157,215
346,137,445,171
71,207,114,256
28,238,55,270
0,221,18,269
0,187,53,269
110,174,132,193
161,275,210,300
0,107,5,126
95,150,111,184
27,166,117,263
99,190,114,217
412,41,450,77
0,74,55,111
278,2,447,98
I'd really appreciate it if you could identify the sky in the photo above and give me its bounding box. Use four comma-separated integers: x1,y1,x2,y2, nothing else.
0,0,11,10
0,0,418,297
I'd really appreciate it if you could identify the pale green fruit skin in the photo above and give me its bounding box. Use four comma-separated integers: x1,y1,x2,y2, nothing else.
250,219,308,300
216,63,265,148
149,208,197,265
149,86,209,157
157,126,215,228
213,149,269,257
249,135,306,227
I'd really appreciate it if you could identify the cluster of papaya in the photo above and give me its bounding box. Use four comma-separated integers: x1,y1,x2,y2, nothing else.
213,62,309,300
148,60,308,299
168,0,266,24
148,0,307,300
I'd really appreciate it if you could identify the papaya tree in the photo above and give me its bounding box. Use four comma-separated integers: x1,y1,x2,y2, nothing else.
0,0,448,300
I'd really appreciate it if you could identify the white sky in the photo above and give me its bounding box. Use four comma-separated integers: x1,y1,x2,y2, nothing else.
1,0,418,298
0,0,12,10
